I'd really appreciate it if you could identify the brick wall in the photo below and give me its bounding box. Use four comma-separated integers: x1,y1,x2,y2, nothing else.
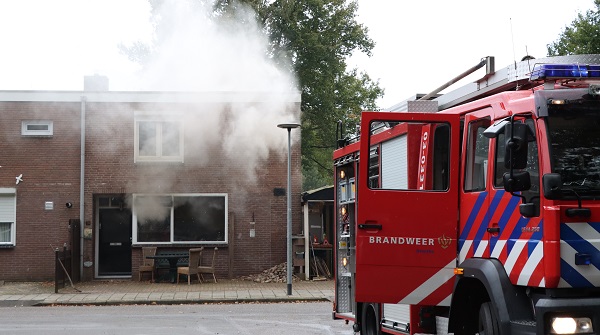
0,98,301,281
0,102,81,281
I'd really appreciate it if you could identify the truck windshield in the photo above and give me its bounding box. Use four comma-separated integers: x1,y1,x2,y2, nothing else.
547,100,600,196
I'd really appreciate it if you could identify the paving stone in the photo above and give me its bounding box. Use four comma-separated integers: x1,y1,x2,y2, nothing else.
0,279,333,306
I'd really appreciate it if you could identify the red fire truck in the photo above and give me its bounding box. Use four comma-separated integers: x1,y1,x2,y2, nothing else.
332,54,600,335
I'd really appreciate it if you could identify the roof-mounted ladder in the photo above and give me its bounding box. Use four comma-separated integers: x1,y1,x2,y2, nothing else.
388,54,600,112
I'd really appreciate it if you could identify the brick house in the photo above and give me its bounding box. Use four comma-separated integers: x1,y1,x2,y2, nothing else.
0,88,301,282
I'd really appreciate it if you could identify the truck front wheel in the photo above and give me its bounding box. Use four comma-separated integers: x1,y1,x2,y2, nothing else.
478,302,499,335
361,303,381,335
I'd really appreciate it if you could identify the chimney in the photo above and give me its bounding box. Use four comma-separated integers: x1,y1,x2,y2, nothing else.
84,75,109,91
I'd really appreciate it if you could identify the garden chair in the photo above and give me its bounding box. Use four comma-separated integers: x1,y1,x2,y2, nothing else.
176,247,203,285
198,247,218,283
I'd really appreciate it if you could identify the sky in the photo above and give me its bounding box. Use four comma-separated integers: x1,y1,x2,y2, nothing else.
0,0,152,90
0,0,596,109
350,0,597,108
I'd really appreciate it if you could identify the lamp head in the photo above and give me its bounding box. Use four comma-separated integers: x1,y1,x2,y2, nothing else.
277,123,301,130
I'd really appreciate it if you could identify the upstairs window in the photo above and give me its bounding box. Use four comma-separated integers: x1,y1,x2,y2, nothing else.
22,120,53,136
134,112,183,163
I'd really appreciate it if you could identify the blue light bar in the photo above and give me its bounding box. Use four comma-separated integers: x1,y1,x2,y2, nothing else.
530,64,600,80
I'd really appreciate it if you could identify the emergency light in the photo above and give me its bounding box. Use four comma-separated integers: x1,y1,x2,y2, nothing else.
530,64,600,80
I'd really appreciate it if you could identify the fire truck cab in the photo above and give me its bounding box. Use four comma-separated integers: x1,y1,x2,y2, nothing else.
333,55,600,335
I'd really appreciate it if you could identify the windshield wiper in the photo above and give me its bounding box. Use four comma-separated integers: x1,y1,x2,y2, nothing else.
565,178,600,190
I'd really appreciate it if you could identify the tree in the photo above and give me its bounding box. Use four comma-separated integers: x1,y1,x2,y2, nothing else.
274,0,383,190
547,0,600,55
215,0,383,190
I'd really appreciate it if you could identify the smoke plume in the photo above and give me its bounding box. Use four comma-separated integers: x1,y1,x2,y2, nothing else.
119,0,300,182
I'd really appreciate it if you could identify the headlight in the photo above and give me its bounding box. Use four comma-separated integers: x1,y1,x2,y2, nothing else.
551,317,593,334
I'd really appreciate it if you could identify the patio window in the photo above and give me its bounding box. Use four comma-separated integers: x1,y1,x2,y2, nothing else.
133,194,227,244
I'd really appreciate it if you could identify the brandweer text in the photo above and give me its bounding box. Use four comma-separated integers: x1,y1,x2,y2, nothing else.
369,236,434,245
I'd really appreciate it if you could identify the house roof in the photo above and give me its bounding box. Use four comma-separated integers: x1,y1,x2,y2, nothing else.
301,185,333,202
0,90,301,103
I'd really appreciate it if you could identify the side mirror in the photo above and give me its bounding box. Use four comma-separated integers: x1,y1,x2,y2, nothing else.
503,171,531,192
504,123,528,169
542,173,562,199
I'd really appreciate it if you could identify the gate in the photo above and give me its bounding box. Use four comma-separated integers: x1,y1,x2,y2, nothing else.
54,219,81,293
54,245,73,293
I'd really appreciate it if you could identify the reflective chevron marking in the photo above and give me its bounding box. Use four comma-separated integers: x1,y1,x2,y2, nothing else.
560,222,600,288
398,259,455,306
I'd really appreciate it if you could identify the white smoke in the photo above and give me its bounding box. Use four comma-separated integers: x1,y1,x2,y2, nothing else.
133,1,296,93
119,0,300,182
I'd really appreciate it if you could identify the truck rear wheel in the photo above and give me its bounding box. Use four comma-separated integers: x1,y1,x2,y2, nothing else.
361,303,381,335
478,302,499,335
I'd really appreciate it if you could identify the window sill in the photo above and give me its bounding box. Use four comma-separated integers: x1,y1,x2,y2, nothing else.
133,243,228,248
134,159,184,164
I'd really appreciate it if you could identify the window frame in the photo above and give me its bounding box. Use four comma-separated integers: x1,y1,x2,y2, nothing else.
21,120,53,136
464,117,491,192
494,117,540,190
132,193,228,245
134,112,184,163
0,188,17,247
368,120,451,191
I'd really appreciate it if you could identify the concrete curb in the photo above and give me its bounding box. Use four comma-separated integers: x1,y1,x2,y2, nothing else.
32,296,330,307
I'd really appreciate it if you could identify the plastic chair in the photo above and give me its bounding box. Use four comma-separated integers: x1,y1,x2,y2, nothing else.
198,247,218,283
139,247,157,281
176,248,203,285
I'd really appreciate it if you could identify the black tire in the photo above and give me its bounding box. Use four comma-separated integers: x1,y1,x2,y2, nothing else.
478,302,500,335
361,303,381,335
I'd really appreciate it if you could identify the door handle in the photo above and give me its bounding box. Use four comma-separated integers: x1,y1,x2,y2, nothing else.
486,227,500,234
358,223,382,230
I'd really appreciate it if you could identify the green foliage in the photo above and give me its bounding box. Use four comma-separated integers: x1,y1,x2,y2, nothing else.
547,0,600,55
243,0,383,190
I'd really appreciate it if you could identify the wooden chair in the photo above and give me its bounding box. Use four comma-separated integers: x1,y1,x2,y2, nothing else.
139,247,157,281
198,247,218,283
176,248,203,285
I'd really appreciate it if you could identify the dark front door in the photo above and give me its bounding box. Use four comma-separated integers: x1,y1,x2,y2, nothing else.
98,207,132,276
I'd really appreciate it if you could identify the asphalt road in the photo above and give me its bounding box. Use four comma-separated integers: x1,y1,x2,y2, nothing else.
0,301,356,335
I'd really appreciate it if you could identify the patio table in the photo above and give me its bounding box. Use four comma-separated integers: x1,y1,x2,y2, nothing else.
146,252,188,283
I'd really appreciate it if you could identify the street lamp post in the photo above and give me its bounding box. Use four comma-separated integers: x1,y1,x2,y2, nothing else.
277,122,300,296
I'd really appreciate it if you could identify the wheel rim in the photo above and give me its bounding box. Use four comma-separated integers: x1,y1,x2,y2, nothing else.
363,304,377,335
478,302,498,335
